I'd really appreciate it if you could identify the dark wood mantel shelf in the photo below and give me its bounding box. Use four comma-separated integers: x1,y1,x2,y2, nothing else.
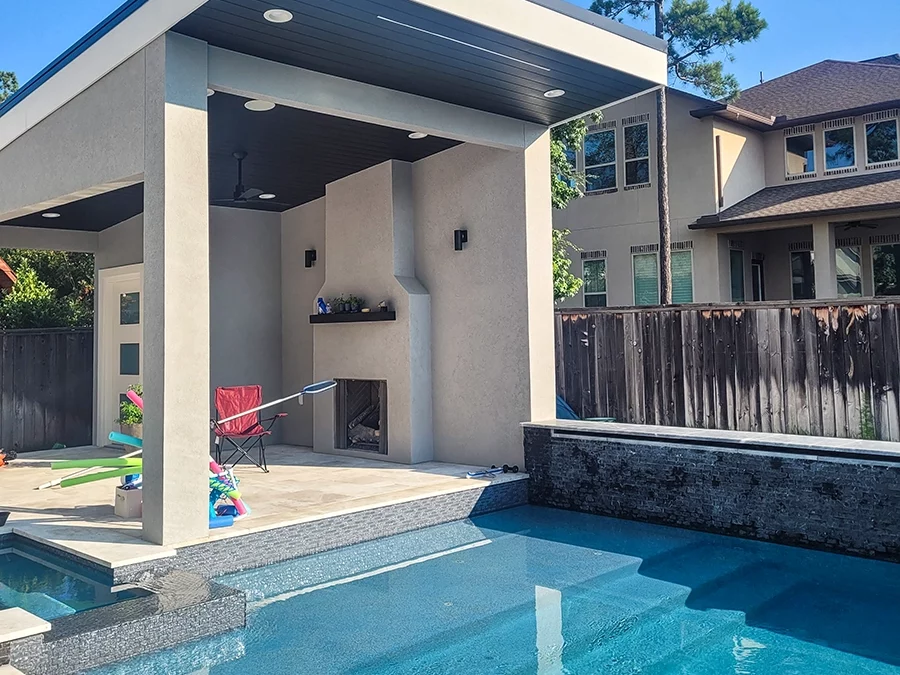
309,311,396,324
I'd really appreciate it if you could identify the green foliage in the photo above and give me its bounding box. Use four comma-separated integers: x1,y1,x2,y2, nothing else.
551,119,589,210
859,391,877,441
589,0,767,100
0,249,94,329
116,384,143,426
553,229,583,302
0,71,17,103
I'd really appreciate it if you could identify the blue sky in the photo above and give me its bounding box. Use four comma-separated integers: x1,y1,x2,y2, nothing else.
1,0,898,94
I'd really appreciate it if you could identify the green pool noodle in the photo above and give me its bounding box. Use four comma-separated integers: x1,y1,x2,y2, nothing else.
52,458,144,470
59,467,139,488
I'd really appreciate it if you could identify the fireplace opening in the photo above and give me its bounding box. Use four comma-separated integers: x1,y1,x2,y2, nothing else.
335,379,387,455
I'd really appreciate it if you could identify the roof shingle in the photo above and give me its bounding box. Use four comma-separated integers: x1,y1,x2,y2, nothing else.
734,60,900,122
692,170,900,228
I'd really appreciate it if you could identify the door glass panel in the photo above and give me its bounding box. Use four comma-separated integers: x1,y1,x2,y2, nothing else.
120,343,140,376
791,251,816,300
836,247,862,297
120,292,140,325
730,250,745,302
874,244,900,296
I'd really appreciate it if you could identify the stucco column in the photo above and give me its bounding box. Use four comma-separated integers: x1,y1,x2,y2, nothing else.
523,129,556,424
813,220,837,299
142,33,210,546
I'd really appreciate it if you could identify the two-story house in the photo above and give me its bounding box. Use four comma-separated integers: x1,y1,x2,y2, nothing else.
555,55,900,308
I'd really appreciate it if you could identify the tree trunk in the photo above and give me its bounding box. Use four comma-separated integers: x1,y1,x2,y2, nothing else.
656,86,672,305
655,0,672,305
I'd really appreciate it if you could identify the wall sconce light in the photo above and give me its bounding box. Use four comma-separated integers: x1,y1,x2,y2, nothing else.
305,249,317,268
453,229,468,251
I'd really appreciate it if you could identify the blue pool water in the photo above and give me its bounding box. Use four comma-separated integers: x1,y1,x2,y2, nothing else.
0,538,143,620
92,506,900,674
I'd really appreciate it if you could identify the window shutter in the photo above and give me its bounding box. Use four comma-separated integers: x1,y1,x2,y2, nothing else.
671,251,693,303
633,253,659,305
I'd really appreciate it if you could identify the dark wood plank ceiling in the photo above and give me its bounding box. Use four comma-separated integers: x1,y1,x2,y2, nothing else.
0,94,459,230
174,0,656,126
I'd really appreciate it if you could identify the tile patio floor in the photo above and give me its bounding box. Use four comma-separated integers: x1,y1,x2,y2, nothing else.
0,445,524,569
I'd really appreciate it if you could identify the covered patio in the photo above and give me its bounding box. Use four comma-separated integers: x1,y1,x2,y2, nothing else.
0,0,666,549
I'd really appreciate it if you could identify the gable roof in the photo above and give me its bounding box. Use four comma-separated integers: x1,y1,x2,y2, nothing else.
732,59,900,124
862,54,900,67
692,170,900,228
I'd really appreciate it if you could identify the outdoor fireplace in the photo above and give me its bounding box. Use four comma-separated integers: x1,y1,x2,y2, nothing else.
334,379,387,455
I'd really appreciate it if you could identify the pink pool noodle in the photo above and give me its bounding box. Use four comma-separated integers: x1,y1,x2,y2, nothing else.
126,389,144,410
209,459,249,516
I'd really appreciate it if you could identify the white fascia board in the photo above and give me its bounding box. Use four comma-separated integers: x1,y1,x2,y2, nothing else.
208,47,544,151
408,0,668,86
0,0,206,153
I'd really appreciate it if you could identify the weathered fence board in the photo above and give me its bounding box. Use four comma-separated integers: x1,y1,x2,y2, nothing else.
0,328,93,452
555,302,900,441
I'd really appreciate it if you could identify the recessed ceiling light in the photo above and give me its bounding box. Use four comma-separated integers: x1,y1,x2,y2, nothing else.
245,99,276,112
543,89,566,98
41,212,61,219
263,8,293,23
207,88,215,97
259,193,276,200
408,132,428,140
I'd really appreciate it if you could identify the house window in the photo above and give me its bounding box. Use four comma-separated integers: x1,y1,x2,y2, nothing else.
866,118,899,165
730,249,745,302
836,246,863,297
874,244,900,296
791,251,816,300
632,252,658,305
671,250,693,303
583,259,607,307
624,122,650,186
751,260,766,301
785,134,815,175
824,126,855,170
584,129,616,192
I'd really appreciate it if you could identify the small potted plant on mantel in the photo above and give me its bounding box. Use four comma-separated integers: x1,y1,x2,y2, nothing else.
116,384,143,439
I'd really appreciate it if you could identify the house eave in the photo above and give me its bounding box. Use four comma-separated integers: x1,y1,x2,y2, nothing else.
691,201,900,230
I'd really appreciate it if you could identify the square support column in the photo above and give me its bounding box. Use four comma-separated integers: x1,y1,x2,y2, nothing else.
523,130,556,425
813,220,838,300
142,33,210,546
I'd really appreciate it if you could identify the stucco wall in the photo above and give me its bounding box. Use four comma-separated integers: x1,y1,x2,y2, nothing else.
0,53,145,219
714,119,765,210
281,198,326,446
92,208,283,431
414,142,546,466
554,91,719,307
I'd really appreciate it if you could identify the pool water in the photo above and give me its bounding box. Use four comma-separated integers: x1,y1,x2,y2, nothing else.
91,505,900,674
0,539,143,620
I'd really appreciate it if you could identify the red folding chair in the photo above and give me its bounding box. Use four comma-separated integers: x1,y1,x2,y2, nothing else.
212,385,286,473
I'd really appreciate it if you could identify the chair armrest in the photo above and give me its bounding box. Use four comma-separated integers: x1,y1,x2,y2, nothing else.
260,413,288,430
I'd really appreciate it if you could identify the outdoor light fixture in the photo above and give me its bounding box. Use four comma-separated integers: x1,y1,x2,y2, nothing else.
408,132,428,140
207,88,215,97
305,250,317,268
543,89,566,98
263,8,293,23
245,99,276,112
454,229,468,251
41,212,61,219
259,193,277,200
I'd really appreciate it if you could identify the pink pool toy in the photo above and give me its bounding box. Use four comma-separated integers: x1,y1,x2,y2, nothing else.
126,389,144,410
209,458,249,516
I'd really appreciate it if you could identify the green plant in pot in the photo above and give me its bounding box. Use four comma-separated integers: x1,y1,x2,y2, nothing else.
116,383,143,439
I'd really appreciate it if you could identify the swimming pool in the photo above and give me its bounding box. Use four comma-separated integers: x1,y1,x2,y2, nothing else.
90,505,900,674
0,537,144,621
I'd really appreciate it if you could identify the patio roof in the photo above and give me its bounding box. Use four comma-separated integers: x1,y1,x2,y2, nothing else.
692,170,900,229
0,0,667,152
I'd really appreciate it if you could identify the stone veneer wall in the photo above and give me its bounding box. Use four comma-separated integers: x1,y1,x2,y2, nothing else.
114,478,528,584
524,425,900,562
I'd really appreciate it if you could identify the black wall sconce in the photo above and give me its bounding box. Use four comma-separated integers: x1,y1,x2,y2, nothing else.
305,249,317,268
453,229,468,251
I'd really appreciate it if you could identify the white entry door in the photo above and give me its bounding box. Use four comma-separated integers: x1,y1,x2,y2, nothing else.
97,264,143,445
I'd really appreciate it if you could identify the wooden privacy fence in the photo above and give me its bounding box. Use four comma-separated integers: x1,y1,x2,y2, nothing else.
556,301,900,441
0,328,93,453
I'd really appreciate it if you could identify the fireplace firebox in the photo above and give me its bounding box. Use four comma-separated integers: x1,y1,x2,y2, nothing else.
334,379,387,455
